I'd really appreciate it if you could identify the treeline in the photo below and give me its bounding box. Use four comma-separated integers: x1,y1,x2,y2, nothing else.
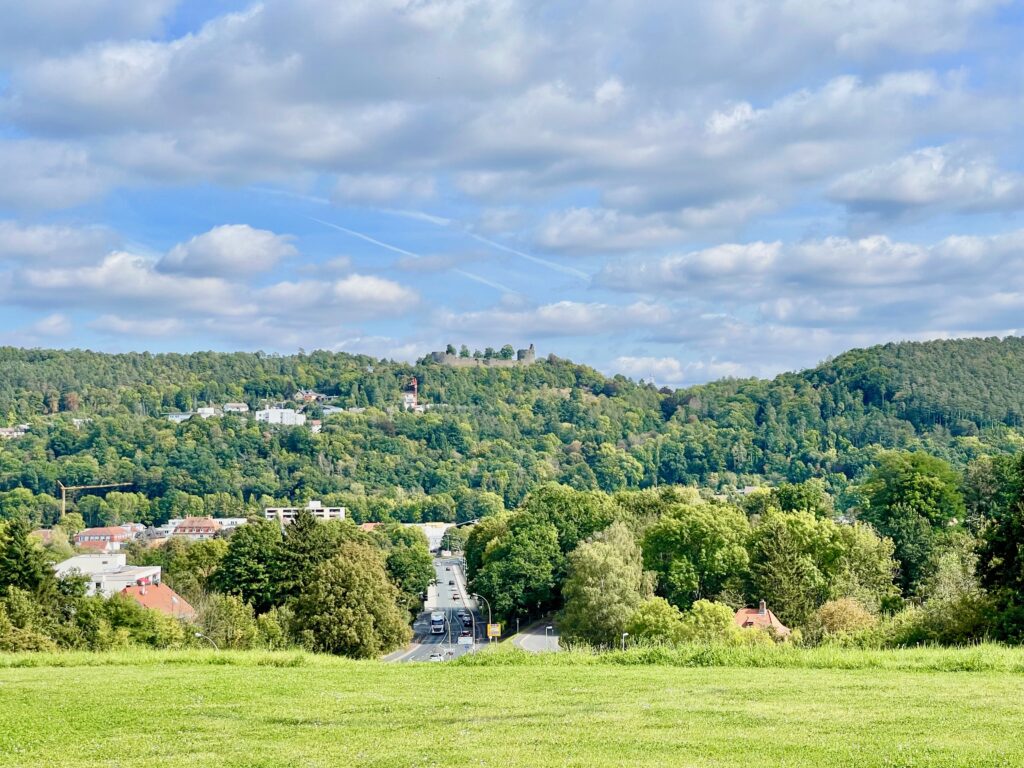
467,448,1024,647
0,511,433,657
2,337,1024,526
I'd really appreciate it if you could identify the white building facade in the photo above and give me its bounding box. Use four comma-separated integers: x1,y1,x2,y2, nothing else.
255,408,306,426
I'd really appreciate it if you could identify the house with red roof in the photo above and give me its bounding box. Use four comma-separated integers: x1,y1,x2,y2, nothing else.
173,517,222,541
74,526,135,552
122,583,196,620
734,600,791,637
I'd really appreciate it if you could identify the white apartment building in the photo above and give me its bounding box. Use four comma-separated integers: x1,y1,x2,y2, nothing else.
255,408,306,426
264,499,346,525
223,402,249,413
54,554,162,597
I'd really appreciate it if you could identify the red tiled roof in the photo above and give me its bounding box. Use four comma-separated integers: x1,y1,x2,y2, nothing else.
77,539,116,552
122,583,196,620
734,604,791,636
176,517,221,532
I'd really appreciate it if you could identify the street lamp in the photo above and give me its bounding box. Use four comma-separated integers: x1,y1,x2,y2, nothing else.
195,631,218,651
473,593,493,642
621,632,629,652
545,625,554,651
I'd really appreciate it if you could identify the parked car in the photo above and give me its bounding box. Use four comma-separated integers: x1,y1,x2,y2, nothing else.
428,652,444,662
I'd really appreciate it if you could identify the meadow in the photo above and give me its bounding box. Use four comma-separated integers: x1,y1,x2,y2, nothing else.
1,646,1022,767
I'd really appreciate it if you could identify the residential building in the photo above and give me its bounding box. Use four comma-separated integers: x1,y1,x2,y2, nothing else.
264,499,345,525
196,407,220,418
223,402,249,413
0,424,30,439
55,554,161,597
310,419,322,434
122,583,195,620
165,412,194,424
734,600,791,637
74,526,136,552
321,405,346,415
215,517,248,532
255,408,306,426
173,517,222,540
293,389,327,403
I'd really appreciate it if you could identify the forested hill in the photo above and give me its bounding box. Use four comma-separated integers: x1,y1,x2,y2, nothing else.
1,337,1023,526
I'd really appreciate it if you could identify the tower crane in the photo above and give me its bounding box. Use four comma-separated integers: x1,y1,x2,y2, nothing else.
57,481,132,518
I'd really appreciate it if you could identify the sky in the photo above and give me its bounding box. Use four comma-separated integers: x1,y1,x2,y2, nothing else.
1,0,1023,386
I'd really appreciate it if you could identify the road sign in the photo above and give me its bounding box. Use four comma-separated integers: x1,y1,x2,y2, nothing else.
487,623,501,638
457,636,473,646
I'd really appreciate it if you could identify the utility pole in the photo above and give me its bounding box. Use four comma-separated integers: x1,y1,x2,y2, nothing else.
57,481,132,518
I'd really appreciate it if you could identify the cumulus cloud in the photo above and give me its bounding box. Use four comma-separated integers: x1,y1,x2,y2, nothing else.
829,145,1024,216
158,224,298,276
91,314,185,337
333,174,436,204
0,220,117,265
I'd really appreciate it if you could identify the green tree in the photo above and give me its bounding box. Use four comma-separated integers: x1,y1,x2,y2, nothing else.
213,520,282,613
273,511,347,601
559,522,649,647
440,526,467,552
291,543,410,657
642,502,749,609
0,519,55,599
198,594,259,650
626,597,685,644
472,515,561,623
860,451,965,591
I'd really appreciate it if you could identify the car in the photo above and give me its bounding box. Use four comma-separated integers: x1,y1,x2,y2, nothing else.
428,652,444,662
448,579,455,585
460,628,471,637
445,566,451,571
452,593,461,600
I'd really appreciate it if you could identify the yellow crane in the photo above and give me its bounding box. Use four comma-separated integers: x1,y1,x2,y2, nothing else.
57,481,132,518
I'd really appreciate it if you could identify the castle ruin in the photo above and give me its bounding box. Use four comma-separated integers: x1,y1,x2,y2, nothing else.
428,344,536,368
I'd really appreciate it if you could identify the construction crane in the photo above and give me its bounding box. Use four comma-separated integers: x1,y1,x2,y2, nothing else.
57,481,132,518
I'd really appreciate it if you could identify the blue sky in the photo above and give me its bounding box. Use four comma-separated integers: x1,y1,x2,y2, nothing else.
1,1,1023,385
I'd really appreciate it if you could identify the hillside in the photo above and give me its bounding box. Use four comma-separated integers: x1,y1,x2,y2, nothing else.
1,336,1023,526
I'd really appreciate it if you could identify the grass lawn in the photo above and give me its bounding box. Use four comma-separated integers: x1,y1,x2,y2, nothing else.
0,648,1022,767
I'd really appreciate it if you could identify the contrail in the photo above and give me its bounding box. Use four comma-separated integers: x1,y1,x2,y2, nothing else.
308,216,516,294
468,233,590,281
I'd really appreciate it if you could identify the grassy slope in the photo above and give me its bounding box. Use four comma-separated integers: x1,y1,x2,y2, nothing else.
1,649,1023,767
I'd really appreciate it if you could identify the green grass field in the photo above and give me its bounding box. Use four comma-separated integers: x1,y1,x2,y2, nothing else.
1,647,1022,767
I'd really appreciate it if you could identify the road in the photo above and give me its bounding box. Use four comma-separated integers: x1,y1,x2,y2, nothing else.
513,618,561,652
385,555,484,662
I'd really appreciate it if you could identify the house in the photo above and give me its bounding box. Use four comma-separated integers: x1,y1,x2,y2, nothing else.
165,412,194,424
310,419,322,434
55,554,162,597
74,526,136,552
255,408,306,426
321,405,346,415
223,402,249,413
215,517,248,532
122,583,195,620
734,600,790,637
293,389,327,403
173,517,222,540
196,407,220,419
0,424,29,439
264,499,345,525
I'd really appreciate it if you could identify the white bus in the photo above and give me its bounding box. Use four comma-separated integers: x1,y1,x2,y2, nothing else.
430,611,445,634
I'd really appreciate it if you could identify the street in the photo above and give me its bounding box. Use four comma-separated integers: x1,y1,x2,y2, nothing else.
513,619,561,653
385,555,485,662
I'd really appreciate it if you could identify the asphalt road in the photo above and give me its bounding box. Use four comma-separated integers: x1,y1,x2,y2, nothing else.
513,619,561,652
385,556,484,662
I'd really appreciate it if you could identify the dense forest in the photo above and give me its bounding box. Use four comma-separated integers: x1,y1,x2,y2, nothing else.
2,336,1024,527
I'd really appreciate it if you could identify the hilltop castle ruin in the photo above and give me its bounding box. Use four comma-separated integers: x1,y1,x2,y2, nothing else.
428,344,536,368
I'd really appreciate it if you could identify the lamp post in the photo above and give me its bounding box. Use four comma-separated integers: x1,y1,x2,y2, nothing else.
545,625,554,651
473,593,493,642
195,631,218,651
621,632,629,652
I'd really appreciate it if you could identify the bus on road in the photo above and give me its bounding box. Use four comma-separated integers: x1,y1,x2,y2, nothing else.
430,611,445,634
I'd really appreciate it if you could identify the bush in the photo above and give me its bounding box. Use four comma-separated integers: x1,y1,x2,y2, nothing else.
806,598,877,644
627,597,685,644
198,594,259,650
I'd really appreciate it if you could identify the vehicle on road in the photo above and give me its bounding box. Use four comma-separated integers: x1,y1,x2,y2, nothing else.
428,652,444,662
448,579,455,585
452,593,461,600
461,614,472,628
460,628,471,637
430,611,445,634
445,566,451,571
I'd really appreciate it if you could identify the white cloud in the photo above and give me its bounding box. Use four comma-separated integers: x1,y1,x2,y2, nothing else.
158,224,298,276
333,174,436,204
437,300,672,337
27,313,72,337
613,355,748,386
0,220,117,264
829,145,1024,215
91,314,184,337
